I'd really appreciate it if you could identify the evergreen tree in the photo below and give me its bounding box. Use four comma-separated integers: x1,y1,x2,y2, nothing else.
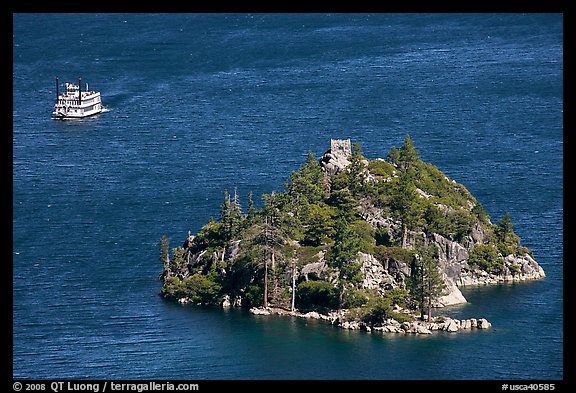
288,150,326,206
398,133,420,176
261,191,283,217
262,191,303,241
219,188,244,241
494,211,521,255
248,214,287,308
390,171,422,248
387,146,400,166
246,191,258,224
301,202,335,246
348,142,367,196
327,187,358,222
496,211,514,243
328,217,363,311
159,235,170,268
408,245,446,320
389,134,424,248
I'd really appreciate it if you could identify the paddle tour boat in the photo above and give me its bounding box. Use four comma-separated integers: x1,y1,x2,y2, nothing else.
52,77,103,119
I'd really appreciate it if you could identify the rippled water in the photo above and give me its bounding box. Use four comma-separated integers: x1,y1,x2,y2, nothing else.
12,13,562,379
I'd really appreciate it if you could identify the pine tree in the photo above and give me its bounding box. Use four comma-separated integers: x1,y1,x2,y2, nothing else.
494,211,521,255
348,142,367,196
301,203,335,246
496,211,514,243
219,188,244,241
246,191,258,223
387,146,400,166
390,171,422,248
398,133,420,176
408,245,446,320
390,134,423,248
291,259,297,312
248,214,287,309
159,235,170,269
288,150,326,206
328,217,363,311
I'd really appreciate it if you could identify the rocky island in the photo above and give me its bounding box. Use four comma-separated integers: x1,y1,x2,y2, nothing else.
159,136,545,334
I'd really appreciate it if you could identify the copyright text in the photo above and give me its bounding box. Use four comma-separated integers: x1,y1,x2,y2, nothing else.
12,382,199,393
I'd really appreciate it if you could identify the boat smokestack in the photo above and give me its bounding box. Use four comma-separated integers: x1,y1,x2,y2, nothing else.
55,77,59,102
78,77,82,105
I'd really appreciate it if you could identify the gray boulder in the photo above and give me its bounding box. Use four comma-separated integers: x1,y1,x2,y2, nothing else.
301,261,326,281
477,318,492,329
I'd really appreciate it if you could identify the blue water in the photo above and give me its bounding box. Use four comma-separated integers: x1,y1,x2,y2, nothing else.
12,13,563,380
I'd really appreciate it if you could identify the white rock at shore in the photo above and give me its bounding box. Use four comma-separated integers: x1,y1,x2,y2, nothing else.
248,306,492,334
477,318,492,329
249,307,271,315
444,318,460,332
436,276,467,306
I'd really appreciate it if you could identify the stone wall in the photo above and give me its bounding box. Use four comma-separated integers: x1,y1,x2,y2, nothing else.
321,138,352,176
330,138,351,157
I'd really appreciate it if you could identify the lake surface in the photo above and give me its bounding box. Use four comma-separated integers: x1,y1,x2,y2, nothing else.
12,13,563,380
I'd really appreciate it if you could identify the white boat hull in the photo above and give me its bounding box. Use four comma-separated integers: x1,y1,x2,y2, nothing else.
52,107,103,120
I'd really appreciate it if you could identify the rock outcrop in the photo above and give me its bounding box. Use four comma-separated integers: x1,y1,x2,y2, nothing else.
459,253,545,286
320,139,353,176
430,231,545,288
301,261,326,281
436,275,467,306
355,200,544,307
359,253,398,294
249,307,492,334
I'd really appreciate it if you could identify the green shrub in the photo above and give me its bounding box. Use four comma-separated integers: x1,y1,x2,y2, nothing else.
497,242,516,257
295,280,339,311
516,245,532,257
374,245,416,265
295,245,326,266
182,274,223,305
162,274,223,305
327,188,358,221
343,288,371,309
508,263,521,276
423,204,476,241
360,296,393,324
374,226,392,246
448,209,476,242
196,218,226,249
161,276,185,300
352,219,376,254
390,311,413,324
243,284,264,308
471,203,490,224
385,287,410,309
368,181,394,210
468,244,504,274
301,203,336,246
414,161,476,210
368,159,396,178
347,295,398,325
169,247,187,272
330,172,350,191
495,229,523,257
